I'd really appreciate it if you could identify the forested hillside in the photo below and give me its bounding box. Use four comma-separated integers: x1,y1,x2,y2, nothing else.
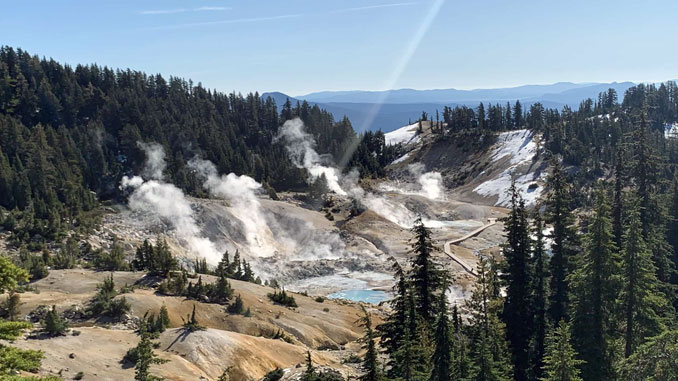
374,83,678,380
0,47,394,244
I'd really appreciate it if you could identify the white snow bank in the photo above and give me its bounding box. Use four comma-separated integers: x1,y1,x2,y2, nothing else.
391,152,410,164
474,129,544,207
385,122,421,145
490,129,536,165
474,169,544,207
665,123,678,139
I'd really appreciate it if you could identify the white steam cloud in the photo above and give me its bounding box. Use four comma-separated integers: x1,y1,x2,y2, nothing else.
137,142,166,180
408,163,444,200
121,142,351,273
187,157,280,255
275,118,347,195
120,176,220,261
274,119,447,229
121,143,221,262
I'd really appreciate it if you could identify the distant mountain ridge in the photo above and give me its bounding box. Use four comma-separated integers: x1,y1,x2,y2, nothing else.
297,82,635,104
263,81,640,133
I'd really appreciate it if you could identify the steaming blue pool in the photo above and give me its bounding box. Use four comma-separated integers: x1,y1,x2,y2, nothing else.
327,289,390,304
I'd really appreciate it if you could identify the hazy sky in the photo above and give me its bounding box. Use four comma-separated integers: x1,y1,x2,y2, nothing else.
2,0,677,95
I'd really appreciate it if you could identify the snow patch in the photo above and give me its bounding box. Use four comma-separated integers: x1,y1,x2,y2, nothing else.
473,129,544,207
385,122,421,145
490,129,536,165
665,123,678,139
391,152,410,164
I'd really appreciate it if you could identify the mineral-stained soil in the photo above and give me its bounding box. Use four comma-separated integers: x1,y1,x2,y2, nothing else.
3,269,381,380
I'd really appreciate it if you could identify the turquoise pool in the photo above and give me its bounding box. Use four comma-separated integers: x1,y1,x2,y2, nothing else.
327,289,390,304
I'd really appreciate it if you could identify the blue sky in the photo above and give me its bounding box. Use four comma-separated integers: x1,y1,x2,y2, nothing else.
1,0,677,95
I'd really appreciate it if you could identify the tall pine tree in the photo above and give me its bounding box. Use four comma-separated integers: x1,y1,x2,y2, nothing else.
569,187,620,380
620,199,667,357
409,218,442,322
545,159,578,325
357,305,382,381
466,257,512,381
376,258,410,378
500,181,532,381
430,280,452,381
541,321,584,381
530,211,548,380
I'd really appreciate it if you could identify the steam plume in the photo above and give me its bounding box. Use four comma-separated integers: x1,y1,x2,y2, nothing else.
120,176,220,262
275,118,347,195
137,142,167,180
407,163,444,200
187,157,279,255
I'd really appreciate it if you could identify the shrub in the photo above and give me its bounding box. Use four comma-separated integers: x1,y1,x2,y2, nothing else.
263,368,284,381
132,238,177,276
43,305,68,337
0,345,44,374
93,242,130,271
271,328,293,344
74,371,84,380
88,275,129,319
122,346,139,365
226,294,245,314
314,296,325,303
0,320,32,341
1,292,21,321
267,289,297,308
18,249,48,281
181,305,205,333
107,297,131,319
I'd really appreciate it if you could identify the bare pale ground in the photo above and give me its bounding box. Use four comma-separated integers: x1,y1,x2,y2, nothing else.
3,270,380,380
3,192,506,380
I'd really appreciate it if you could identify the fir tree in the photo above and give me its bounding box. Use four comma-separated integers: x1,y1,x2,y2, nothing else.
612,147,625,250
376,257,409,378
466,257,512,381
357,305,381,381
630,108,672,283
667,176,678,296
541,320,584,381
302,350,316,381
216,251,230,278
430,281,452,381
156,305,170,333
398,288,433,379
618,330,678,380
452,328,472,381
545,159,578,325
409,218,442,322
182,304,205,332
620,200,667,357
227,294,245,314
569,187,620,380
500,182,532,381
530,211,548,380
43,305,67,337
133,321,166,381
513,100,523,128
210,274,233,304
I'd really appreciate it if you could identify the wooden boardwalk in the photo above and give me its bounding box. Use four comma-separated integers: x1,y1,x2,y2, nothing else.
442,219,497,276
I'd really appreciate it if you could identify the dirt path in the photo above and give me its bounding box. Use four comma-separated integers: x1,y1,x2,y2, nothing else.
442,219,497,276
